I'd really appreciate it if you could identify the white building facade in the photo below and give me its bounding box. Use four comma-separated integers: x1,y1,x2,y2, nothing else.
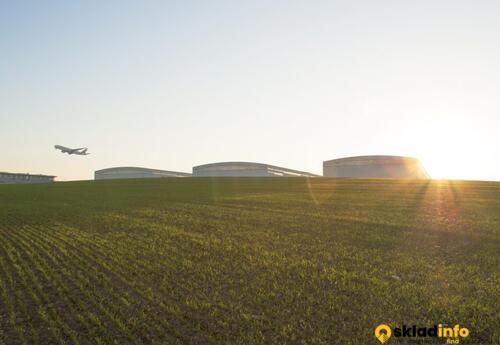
323,156,429,178
0,172,56,184
192,162,318,177
95,167,191,180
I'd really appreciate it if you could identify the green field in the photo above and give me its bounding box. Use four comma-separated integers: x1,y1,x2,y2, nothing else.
0,178,498,344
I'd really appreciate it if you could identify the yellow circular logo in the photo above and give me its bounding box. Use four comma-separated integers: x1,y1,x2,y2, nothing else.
374,324,392,344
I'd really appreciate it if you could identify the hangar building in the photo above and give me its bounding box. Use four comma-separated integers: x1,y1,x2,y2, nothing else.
95,167,191,180
323,156,429,178
193,162,318,177
0,171,56,184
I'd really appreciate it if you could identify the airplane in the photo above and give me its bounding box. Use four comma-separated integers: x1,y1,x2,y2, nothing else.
54,145,90,155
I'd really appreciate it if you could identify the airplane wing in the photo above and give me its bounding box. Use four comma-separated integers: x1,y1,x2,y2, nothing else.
69,147,86,154
76,148,90,155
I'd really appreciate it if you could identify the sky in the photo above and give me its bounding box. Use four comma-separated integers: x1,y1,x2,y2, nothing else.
1,0,499,181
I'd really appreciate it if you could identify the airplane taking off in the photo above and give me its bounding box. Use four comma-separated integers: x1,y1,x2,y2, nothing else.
54,145,90,155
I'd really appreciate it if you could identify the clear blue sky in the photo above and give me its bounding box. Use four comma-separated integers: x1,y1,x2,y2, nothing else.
1,1,499,181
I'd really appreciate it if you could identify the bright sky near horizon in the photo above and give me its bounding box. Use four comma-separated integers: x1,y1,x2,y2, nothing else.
1,1,499,181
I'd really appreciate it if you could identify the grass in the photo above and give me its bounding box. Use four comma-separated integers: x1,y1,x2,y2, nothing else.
0,177,498,344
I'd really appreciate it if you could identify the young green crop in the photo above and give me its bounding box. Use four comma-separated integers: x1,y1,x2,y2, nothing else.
0,177,498,344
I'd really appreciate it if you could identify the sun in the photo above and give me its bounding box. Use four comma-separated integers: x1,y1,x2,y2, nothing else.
401,120,486,181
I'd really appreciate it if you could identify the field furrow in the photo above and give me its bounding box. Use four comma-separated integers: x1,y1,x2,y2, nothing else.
15,225,153,345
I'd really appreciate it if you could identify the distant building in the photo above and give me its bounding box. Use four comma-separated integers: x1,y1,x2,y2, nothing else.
0,172,56,184
94,167,191,180
323,155,429,178
192,162,318,177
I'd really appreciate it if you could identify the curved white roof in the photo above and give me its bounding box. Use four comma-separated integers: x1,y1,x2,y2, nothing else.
324,155,420,164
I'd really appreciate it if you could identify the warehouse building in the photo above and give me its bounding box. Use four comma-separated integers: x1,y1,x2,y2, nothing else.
95,167,191,180
323,155,429,178
193,162,318,177
0,171,56,184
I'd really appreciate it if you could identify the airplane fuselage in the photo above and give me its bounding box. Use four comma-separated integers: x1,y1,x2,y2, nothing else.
54,145,90,155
